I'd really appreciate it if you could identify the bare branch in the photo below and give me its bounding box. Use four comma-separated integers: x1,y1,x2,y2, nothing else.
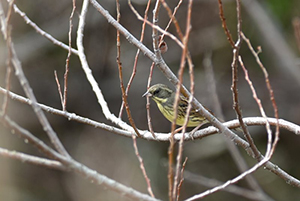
0,147,66,171
173,1,194,199
128,0,184,48
132,135,155,197
116,0,141,137
0,1,70,158
62,0,76,111
184,170,274,201
145,63,156,138
119,0,152,118
242,0,300,86
54,71,64,109
1,87,300,188
77,0,137,134
203,52,268,196
1,87,299,140
11,3,78,55
217,0,235,47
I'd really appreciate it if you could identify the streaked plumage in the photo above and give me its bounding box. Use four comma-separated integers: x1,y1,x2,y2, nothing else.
143,84,209,127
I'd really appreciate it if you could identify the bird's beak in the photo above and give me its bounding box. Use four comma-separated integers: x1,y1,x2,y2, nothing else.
142,91,151,97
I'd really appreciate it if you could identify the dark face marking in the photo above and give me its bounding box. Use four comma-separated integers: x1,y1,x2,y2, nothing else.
151,86,172,99
152,88,161,96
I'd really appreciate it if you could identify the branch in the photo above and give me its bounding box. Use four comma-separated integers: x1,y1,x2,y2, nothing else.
203,52,269,196
76,0,138,135
0,1,70,158
1,87,300,188
0,147,66,171
1,87,300,139
11,3,78,55
173,1,194,199
0,117,159,201
242,0,300,86
184,170,274,201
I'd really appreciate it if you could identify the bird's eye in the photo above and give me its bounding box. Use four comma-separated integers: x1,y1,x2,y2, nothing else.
153,88,160,95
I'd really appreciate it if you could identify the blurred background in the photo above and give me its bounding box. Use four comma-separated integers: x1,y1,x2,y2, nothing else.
0,0,300,200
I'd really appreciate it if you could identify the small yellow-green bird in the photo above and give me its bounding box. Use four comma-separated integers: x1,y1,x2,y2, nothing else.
143,84,210,128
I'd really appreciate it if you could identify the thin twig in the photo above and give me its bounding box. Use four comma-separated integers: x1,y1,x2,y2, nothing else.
240,32,280,158
116,1,152,194
230,0,261,160
132,135,155,197
173,1,194,200
11,3,78,55
146,63,156,138
176,157,188,201
116,0,141,137
54,71,64,109
160,0,184,40
242,0,300,86
63,0,76,111
184,170,274,201
217,0,235,48
203,52,268,195
128,1,184,48
186,154,274,200
239,56,273,152
119,0,152,118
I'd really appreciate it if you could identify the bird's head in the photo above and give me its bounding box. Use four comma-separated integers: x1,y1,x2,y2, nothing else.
143,84,173,104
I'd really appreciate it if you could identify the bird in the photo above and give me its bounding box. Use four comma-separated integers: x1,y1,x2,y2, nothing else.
143,84,210,130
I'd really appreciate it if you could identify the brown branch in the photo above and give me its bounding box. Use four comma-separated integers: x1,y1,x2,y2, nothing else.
54,71,64,109
119,0,151,118
132,135,155,198
117,0,153,196
128,1,183,48
231,44,261,161
230,0,261,160
62,0,76,111
173,1,194,200
217,0,235,48
146,63,156,138
203,52,268,195
160,0,184,40
176,157,188,201
116,0,140,137
240,32,280,158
